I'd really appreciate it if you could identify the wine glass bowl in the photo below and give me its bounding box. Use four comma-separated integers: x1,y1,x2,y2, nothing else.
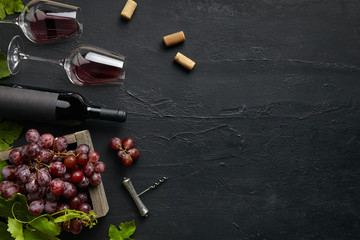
64,46,126,86
7,35,126,87
1,0,82,43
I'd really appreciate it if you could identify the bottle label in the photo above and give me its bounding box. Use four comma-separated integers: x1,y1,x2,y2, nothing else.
0,86,59,122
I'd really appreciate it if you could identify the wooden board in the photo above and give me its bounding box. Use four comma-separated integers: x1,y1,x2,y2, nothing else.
0,130,109,218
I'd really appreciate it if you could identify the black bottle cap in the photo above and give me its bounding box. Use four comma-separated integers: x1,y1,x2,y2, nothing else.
100,108,127,122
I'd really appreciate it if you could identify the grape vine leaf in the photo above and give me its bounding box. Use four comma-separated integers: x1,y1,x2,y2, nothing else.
0,222,13,240
0,0,24,19
0,51,10,79
29,217,61,237
7,217,24,240
108,220,136,240
23,229,60,240
0,118,23,152
0,193,32,221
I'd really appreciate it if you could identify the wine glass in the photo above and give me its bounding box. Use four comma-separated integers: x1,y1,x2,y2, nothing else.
0,0,82,43
8,35,126,86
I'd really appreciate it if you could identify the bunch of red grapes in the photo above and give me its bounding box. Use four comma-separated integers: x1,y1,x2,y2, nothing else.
110,137,140,166
0,129,106,234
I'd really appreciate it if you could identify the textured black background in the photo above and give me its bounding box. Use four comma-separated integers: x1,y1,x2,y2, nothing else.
1,0,360,239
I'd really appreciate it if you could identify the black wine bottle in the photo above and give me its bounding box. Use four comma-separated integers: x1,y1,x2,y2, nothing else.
0,85,126,124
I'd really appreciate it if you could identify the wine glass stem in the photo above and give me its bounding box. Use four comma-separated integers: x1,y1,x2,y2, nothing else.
20,53,65,67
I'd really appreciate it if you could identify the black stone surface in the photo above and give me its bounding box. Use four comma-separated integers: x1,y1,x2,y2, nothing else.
1,0,360,239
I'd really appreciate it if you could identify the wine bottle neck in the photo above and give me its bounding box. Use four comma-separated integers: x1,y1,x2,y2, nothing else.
87,106,127,122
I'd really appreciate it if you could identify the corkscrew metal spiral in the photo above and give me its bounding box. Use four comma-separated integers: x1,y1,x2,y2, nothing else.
122,176,168,217
138,176,168,196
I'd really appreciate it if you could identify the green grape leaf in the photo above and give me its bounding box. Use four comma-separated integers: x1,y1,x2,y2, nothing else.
24,229,60,240
0,193,32,221
53,211,85,223
7,217,24,240
0,222,13,240
0,5,5,20
29,217,61,237
109,220,136,240
0,118,23,151
53,209,97,228
0,0,24,18
0,160,8,181
0,51,10,79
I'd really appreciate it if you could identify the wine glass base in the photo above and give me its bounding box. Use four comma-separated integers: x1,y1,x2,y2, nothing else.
7,35,24,75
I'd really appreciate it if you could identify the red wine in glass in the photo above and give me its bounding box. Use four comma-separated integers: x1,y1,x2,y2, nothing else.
28,10,80,42
71,52,126,85
72,52,125,85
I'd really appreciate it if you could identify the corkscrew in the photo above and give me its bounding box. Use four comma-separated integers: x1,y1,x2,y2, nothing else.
122,176,168,217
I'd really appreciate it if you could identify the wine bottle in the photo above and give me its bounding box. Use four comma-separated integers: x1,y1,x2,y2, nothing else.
0,85,126,124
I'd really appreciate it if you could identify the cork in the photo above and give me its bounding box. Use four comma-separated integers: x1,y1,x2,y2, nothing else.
121,0,137,20
163,31,186,47
174,52,195,71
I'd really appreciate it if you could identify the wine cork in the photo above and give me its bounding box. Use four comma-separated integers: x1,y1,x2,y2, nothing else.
163,31,186,47
174,52,195,71
121,0,137,20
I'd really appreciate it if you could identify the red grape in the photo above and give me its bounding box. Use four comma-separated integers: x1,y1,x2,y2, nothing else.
89,173,102,186
20,145,31,161
70,170,84,183
61,172,71,182
83,162,94,177
76,153,88,166
128,148,140,160
122,137,134,149
62,220,71,232
29,199,44,215
2,165,16,181
94,161,106,173
88,151,100,163
38,148,53,164
117,150,126,159
54,136,68,152
121,154,133,166
77,192,88,203
3,184,20,199
26,129,40,144
27,143,41,158
0,181,14,192
75,144,90,155
63,182,77,199
70,219,83,234
64,155,77,169
44,200,57,213
69,196,81,209
15,167,30,183
50,178,65,195
36,168,52,187
110,137,122,149
57,203,70,212
77,176,90,188
45,187,59,201
78,202,91,214
9,149,24,165
49,162,66,177
26,175,39,193
26,191,42,203
38,133,54,149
